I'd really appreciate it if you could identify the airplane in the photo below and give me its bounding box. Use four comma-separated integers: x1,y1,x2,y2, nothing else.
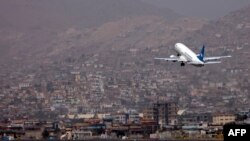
155,43,231,67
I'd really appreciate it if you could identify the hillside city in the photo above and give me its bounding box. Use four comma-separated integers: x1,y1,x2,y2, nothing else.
0,0,250,140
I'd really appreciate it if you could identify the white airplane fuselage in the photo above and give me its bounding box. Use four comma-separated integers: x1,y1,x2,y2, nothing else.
154,42,231,67
174,43,204,67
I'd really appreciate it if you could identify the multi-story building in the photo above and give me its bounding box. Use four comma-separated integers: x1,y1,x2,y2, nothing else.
212,113,236,125
127,110,140,124
113,113,129,124
87,74,105,95
180,112,212,125
143,107,158,121
143,102,178,127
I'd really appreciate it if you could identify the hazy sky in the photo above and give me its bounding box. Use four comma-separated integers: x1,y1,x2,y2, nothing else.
143,0,250,19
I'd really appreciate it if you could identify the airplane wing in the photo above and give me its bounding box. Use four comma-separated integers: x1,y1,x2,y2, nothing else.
204,61,221,64
154,57,179,61
204,55,231,61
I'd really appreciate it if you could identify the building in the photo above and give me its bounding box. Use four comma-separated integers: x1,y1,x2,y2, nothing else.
72,130,92,140
113,113,129,124
143,102,178,127
18,83,30,89
143,108,157,120
212,113,236,125
180,112,212,125
127,110,140,124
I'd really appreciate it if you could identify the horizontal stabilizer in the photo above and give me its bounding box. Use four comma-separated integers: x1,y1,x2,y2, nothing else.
204,55,231,61
204,61,221,64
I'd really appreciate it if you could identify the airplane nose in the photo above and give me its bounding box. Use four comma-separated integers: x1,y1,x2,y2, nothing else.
175,43,182,46
175,43,183,49
174,43,181,51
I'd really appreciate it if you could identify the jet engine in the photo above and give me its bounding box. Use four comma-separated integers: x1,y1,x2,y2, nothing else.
170,55,176,58
170,55,177,62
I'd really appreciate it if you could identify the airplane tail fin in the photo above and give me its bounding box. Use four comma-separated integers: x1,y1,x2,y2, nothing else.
197,45,205,62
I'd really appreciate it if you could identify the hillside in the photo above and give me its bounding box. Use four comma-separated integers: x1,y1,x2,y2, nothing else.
171,5,250,110
0,1,249,114
0,0,179,30
0,0,181,65
175,4,250,70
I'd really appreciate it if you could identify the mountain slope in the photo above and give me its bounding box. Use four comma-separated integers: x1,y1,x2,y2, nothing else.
1,1,249,114
175,4,250,68
0,0,179,30
0,0,181,65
